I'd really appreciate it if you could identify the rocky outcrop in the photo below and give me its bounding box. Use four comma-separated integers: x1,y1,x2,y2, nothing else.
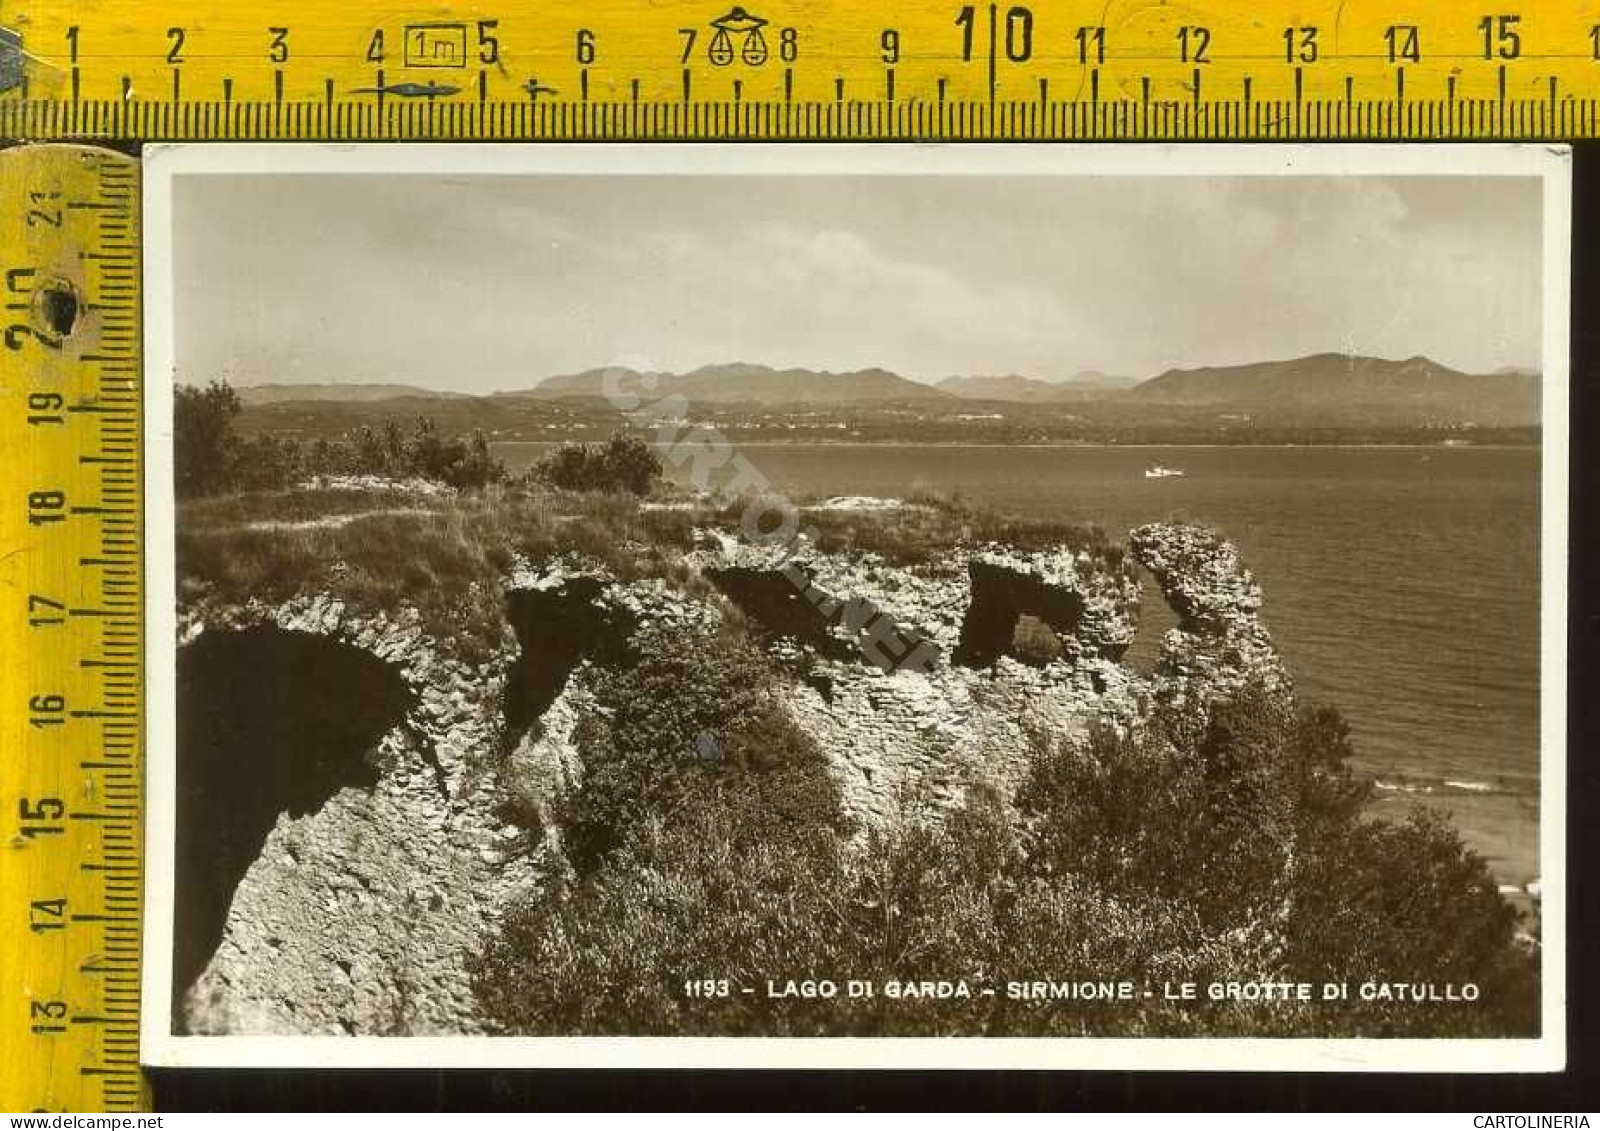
177,516,1278,1034
1129,523,1287,703
504,575,635,731
175,595,536,1036
174,627,412,1025
686,529,1140,672
685,526,1145,823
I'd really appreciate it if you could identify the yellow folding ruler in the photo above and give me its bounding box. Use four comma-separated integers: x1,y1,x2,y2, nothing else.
0,144,143,1112
2,0,1600,138
0,0,1589,1113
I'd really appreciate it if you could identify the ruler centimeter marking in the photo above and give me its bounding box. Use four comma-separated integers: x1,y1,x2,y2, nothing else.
0,145,147,1113
1,0,1600,138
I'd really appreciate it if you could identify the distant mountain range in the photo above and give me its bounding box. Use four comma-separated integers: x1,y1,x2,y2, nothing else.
936,371,1139,402
237,383,467,406
228,354,1540,427
502,363,948,406
1125,353,1539,421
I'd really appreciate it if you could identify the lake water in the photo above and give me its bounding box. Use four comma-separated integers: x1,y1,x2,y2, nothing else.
496,441,1543,886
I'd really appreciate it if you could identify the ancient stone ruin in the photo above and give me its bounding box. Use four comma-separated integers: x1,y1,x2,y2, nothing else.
171,518,1281,1035
174,627,412,1024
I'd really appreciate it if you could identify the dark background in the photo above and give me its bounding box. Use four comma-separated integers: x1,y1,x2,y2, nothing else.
151,142,1600,1113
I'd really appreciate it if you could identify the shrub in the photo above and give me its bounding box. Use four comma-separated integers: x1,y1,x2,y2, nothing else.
530,432,662,495
403,421,503,489
467,568,1534,1037
473,786,1012,1036
557,624,844,867
1015,687,1537,1036
1018,683,1371,931
471,795,850,1035
174,381,243,497
471,782,1267,1037
1010,614,1064,665
230,433,307,492
473,678,1539,1038
173,383,503,494
1283,808,1538,1036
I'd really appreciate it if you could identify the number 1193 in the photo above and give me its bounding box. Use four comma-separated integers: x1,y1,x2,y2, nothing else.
684,978,730,998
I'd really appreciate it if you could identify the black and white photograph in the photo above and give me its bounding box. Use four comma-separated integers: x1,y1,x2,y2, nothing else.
141,143,1568,1070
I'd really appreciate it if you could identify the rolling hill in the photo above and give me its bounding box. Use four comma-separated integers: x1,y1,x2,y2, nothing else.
229,353,1542,439
1124,353,1539,424
509,363,953,406
935,375,1060,402
938,371,1141,402
234,383,464,406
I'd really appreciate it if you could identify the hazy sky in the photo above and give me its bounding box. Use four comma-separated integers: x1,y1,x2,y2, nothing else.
174,173,1542,390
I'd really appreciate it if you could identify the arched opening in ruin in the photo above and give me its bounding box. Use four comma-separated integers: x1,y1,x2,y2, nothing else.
503,578,635,732
174,627,412,1029
707,566,939,672
707,566,855,662
954,560,1088,668
1123,568,1182,673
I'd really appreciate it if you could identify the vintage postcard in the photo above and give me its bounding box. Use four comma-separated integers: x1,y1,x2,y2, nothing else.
141,143,1569,1071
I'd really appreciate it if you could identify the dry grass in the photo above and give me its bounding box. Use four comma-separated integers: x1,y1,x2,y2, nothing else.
797,501,1120,566
177,484,704,661
650,487,1124,569
177,481,1128,660
178,486,434,526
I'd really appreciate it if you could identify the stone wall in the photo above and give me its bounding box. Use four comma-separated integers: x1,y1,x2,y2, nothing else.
175,517,1280,1034
175,596,534,1036
1129,523,1288,707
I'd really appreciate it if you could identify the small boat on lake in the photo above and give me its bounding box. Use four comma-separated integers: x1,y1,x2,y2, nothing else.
1144,465,1185,479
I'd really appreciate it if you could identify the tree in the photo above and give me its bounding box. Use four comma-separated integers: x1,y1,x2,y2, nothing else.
353,426,388,475
530,432,662,495
382,420,406,472
599,433,663,495
443,429,503,490
173,381,242,498
1284,808,1538,1036
406,415,449,480
230,433,304,492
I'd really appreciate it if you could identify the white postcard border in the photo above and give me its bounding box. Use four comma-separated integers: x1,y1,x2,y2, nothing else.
141,141,1571,1073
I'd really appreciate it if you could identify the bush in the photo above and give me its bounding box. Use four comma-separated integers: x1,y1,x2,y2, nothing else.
471,796,852,1035
1018,684,1374,931
173,381,503,495
473,634,1537,1037
557,624,844,867
530,433,662,495
1015,686,1537,1036
1284,808,1538,1036
474,785,1019,1036
1010,615,1064,664
174,381,243,497
404,418,503,489
470,783,1268,1037
230,433,307,492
